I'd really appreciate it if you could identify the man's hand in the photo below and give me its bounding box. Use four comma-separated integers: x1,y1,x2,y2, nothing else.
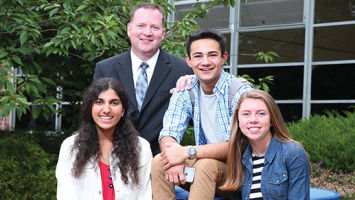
169,75,195,94
164,164,187,185
161,142,189,170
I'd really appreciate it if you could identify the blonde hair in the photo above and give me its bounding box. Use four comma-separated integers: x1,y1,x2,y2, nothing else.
130,2,166,25
220,90,310,191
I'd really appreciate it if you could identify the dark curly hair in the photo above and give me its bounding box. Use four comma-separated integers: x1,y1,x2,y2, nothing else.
71,78,140,185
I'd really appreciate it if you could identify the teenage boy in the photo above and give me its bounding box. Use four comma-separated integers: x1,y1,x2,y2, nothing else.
151,29,253,200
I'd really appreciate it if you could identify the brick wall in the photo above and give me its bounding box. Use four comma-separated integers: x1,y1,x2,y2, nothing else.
0,114,10,130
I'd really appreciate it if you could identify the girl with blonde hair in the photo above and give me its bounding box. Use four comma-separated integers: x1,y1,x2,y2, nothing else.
221,90,311,199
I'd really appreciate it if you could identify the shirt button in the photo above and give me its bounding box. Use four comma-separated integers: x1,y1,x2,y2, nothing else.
109,184,114,188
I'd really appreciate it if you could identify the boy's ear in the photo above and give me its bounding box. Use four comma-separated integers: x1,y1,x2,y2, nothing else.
185,54,192,68
222,52,228,64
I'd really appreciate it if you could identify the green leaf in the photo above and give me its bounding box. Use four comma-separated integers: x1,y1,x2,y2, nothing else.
41,78,56,87
0,103,13,116
47,97,59,104
16,107,23,119
37,83,47,94
71,40,77,49
101,33,108,46
267,51,279,57
71,24,80,32
261,83,269,92
43,42,53,48
20,31,28,46
32,99,42,104
76,5,87,12
29,85,40,97
11,55,23,66
47,103,56,113
32,106,42,119
5,81,15,91
49,8,59,17
0,51,8,59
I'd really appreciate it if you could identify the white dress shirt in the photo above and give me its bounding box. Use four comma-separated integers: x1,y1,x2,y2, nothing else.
131,49,159,87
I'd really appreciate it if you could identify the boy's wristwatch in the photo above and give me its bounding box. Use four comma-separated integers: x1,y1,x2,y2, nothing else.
187,146,196,160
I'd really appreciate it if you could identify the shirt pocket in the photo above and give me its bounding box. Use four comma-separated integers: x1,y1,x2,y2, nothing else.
268,172,288,199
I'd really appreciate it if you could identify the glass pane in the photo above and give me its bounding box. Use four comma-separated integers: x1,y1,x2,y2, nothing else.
15,107,55,130
174,3,230,29
61,104,80,131
311,64,355,100
313,25,355,61
311,104,355,117
224,33,231,65
238,66,303,100
278,104,302,122
238,29,305,64
315,0,355,23
240,0,304,27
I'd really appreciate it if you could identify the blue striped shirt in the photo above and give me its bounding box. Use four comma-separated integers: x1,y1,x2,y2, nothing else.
159,71,253,145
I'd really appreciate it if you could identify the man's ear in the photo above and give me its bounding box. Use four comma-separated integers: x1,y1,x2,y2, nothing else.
161,28,166,40
127,23,131,37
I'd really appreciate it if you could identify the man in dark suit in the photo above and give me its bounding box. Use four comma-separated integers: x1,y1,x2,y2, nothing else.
93,2,192,155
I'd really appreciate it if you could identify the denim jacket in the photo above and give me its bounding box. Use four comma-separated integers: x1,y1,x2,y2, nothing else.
232,136,310,200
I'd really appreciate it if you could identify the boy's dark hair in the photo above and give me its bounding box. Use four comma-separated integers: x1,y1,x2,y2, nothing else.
186,29,226,59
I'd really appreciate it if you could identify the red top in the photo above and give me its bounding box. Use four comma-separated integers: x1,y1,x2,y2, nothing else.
99,161,115,200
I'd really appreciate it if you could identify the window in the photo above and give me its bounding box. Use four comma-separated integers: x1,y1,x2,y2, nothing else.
238,29,305,64
174,2,230,29
311,64,355,100
315,0,355,23
240,0,304,27
238,66,304,100
313,25,355,61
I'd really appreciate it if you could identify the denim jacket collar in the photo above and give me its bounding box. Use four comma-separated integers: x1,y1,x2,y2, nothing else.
264,136,280,164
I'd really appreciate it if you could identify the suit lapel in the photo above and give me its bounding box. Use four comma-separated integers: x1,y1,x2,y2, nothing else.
141,50,171,111
114,51,137,109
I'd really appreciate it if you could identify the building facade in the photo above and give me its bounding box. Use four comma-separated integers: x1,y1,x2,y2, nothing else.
6,0,355,131
172,0,355,121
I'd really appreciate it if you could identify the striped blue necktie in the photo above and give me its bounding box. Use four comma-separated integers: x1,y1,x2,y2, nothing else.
135,62,149,111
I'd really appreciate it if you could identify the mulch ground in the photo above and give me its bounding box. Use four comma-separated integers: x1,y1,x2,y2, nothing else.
310,162,355,199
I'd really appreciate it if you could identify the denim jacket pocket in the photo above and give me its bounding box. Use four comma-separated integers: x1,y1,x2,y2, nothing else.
268,172,288,199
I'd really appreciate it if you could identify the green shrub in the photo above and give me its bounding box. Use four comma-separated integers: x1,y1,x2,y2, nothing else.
181,125,195,146
30,130,72,155
287,111,355,172
0,132,57,200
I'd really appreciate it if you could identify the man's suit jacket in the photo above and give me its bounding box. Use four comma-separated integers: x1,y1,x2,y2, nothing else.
94,49,192,155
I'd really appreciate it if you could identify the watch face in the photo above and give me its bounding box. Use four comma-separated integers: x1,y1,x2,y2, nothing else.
188,147,196,155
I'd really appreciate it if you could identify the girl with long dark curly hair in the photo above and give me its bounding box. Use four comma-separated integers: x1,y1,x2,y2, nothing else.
56,78,152,200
